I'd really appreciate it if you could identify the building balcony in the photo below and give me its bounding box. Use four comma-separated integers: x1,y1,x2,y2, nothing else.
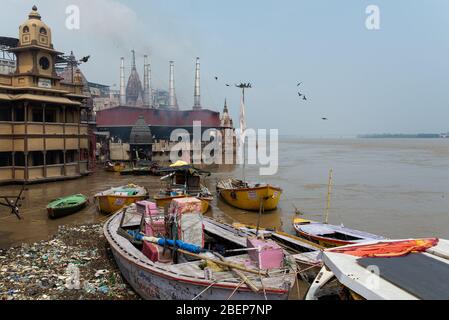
0,121,89,136
0,160,89,184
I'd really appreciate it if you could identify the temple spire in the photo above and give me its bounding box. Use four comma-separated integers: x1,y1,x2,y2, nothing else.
131,49,136,70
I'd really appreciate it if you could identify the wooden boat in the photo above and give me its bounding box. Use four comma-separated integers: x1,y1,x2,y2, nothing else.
47,194,88,219
120,161,162,176
103,204,298,300
104,161,126,172
216,86,282,212
293,218,385,248
306,238,449,300
154,164,213,213
216,179,282,211
119,168,134,176
94,184,147,214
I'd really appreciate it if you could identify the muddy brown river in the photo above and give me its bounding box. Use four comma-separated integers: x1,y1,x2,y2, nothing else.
1,137,449,249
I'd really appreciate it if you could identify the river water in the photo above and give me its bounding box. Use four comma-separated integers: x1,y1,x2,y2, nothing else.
1,137,449,249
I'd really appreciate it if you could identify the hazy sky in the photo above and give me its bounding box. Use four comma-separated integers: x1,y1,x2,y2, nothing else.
2,0,449,136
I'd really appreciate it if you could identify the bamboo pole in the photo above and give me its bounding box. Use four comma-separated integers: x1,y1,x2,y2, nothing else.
177,248,268,276
213,252,260,293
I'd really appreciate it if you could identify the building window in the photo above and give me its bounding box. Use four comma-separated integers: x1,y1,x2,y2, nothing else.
14,106,25,122
46,151,63,165
39,57,50,70
0,104,12,121
66,150,78,163
0,152,12,167
39,27,47,35
66,109,76,123
23,26,29,33
32,108,43,122
14,152,25,167
45,108,57,123
29,151,44,166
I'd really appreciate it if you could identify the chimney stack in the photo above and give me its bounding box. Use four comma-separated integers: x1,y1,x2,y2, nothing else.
148,57,153,108
193,57,201,110
119,57,126,105
168,61,178,109
143,55,150,107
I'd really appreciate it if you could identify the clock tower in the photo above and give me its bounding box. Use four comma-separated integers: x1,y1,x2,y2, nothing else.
9,5,62,88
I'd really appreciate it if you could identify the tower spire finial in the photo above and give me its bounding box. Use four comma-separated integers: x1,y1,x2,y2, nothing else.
131,49,136,70
29,5,41,19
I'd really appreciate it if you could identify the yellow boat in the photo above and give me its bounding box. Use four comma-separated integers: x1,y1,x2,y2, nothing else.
154,162,213,213
94,184,147,214
104,161,126,172
216,179,282,211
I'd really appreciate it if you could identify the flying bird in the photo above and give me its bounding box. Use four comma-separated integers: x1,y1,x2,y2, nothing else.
297,92,302,97
79,55,90,63
303,95,307,101
321,117,328,120
214,76,218,80
297,82,302,87
225,84,230,87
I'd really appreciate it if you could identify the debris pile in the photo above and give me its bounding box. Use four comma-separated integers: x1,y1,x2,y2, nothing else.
0,224,139,300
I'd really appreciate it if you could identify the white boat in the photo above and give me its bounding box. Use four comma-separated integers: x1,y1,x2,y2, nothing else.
306,238,449,300
103,205,298,300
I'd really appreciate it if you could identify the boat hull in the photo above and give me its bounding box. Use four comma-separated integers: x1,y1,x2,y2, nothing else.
294,226,362,248
293,222,385,248
218,185,282,211
47,201,87,219
154,195,211,214
104,213,290,300
96,195,146,214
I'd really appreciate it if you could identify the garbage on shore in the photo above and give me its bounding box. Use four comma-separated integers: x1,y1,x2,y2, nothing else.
0,224,139,300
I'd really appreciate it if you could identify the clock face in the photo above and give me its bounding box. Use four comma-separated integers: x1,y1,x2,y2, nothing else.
39,57,50,70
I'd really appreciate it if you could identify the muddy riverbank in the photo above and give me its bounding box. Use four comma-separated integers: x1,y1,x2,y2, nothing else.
0,223,139,300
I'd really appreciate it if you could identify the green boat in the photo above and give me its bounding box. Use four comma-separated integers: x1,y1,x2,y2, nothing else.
47,194,88,219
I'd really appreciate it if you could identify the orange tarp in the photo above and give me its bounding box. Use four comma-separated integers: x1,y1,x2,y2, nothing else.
328,238,439,258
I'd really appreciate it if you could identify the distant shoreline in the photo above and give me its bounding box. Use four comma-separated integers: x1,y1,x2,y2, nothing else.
358,134,449,139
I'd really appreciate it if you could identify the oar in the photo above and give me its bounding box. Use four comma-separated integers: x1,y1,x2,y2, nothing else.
175,247,269,277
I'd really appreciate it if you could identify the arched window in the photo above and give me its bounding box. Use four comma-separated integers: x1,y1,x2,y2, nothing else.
39,27,47,35
23,26,29,33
